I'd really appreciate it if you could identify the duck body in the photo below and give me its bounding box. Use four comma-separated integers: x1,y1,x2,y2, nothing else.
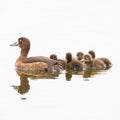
10,37,63,72
15,56,62,71
84,54,106,70
96,57,112,68
88,50,112,68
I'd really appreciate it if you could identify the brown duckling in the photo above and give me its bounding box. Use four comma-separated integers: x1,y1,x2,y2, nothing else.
10,37,63,72
76,52,84,61
65,52,84,71
50,54,57,60
49,54,66,69
83,54,106,70
88,50,112,68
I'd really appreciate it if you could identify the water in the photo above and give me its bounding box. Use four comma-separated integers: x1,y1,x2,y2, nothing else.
0,41,119,120
1,0,120,120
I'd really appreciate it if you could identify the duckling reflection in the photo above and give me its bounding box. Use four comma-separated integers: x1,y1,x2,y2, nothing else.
11,74,30,95
65,69,73,81
83,68,101,79
65,68,84,81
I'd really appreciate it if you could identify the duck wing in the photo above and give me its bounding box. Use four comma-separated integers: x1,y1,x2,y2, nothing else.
22,56,61,66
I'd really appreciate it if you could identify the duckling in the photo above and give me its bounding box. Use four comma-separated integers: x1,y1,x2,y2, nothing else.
10,37,63,72
88,50,112,68
83,54,106,70
65,52,84,71
50,54,57,60
49,54,66,69
76,52,84,61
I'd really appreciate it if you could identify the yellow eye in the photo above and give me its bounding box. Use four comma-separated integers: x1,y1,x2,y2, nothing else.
19,39,22,44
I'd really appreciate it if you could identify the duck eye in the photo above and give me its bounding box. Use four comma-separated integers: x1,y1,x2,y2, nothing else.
19,39,22,44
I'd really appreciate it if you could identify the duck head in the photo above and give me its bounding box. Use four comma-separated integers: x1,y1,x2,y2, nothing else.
10,37,30,57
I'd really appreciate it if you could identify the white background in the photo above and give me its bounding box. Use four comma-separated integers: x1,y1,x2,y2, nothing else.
0,0,120,120
0,0,120,59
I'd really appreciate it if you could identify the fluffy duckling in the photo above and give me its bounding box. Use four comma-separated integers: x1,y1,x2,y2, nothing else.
76,52,84,61
49,54,66,69
65,52,84,71
83,54,106,70
50,54,57,60
88,50,112,68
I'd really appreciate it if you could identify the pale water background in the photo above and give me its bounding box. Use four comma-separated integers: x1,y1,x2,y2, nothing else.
0,0,120,120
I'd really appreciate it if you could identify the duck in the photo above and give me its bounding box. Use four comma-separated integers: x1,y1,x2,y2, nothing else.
83,54,106,70
10,37,63,72
49,54,66,69
65,52,84,71
88,50,112,68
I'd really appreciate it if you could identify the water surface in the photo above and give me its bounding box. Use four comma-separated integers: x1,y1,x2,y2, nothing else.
0,52,119,120
0,0,120,119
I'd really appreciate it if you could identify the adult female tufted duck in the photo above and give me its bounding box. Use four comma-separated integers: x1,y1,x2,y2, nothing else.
10,37,63,72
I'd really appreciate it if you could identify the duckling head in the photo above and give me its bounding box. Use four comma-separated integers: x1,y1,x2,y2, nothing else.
84,54,92,63
65,52,72,63
76,52,84,60
88,50,96,59
49,54,57,60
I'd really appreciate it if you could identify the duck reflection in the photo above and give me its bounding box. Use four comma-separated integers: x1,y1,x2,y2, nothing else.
16,69,60,79
12,74,30,95
11,69,60,96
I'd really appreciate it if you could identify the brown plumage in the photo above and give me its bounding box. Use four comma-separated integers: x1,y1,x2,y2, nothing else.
76,52,84,61
50,54,57,60
49,54,66,69
10,37,63,72
83,54,106,70
88,50,112,68
65,52,84,71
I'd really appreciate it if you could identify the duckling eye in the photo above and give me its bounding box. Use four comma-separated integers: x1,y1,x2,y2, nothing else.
84,56,88,60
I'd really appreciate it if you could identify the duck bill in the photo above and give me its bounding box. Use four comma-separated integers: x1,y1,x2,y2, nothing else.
10,42,18,46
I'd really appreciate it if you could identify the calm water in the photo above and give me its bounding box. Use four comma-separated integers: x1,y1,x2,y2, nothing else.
0,42,120,120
